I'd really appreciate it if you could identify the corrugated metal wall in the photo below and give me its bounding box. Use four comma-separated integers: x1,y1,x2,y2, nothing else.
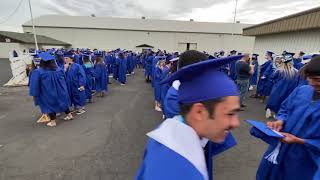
243,7,320,36
253,29,320,63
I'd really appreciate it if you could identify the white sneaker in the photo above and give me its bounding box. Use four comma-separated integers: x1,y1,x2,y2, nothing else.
46,120,57,127
64,114,74,121
76,109,86,115
266,109,272,119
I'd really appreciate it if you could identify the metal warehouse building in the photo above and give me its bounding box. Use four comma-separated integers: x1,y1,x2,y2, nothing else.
22,15,255,53
243,6,320,58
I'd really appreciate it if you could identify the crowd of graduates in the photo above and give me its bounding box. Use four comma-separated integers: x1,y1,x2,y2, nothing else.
28,48,142,127
142,48,320,121
136,48,320,180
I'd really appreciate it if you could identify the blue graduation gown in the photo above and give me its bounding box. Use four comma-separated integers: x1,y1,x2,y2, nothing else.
266,71,298,113
252,85,320,180
160,65,171,106
127,54,135,74
250,60,259,85
136,116,237,180
153,67,162,102
259,63,275,96
83,64,96,100
257,60,272,95
145,55,153,77
29,68,70,113
163,86,179,119
229,61,237,80
74,54,83,65
94,63,107,93
117,57,127,83
112,55,119,80
296,74,308,87
65,63,86,107
293,58,304,70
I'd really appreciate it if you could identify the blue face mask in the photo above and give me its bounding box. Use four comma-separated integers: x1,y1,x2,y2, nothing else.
84,63,93,68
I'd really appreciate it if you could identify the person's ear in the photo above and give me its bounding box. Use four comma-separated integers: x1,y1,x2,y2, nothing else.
189,103,207,122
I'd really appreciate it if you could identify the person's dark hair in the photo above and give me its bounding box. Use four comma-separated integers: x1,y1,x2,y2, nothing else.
83,56,90,63
56,55,64,65
179,98,225,118
118,53,125,59
305,56,320,77
178,50,208,68
40,60,57,71
95,57,104,64
170,61,178,73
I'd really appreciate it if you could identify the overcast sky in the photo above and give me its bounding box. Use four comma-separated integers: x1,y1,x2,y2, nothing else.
0,0,319,32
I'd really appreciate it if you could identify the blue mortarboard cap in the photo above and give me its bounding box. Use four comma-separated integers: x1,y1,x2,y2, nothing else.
230,50,237,54
285,52,295,56
246,120,284,138
266,51,274,56
252,53,259,58
161,55,243,104
56,51,63,56
64,51,74,58
47,49,55,54
283,53,294,63
38,52,56,61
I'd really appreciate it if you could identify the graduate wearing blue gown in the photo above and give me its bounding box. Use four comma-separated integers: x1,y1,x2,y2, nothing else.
94,55,108,96
160,61,171,108
163,80,180,119
136,53,244,180
82,56,96,102
256,51,274,96
112,52,119,81
266,55,299,113
250,54,259,86
64,52,87,113
116,52,127,85
293,51,305,70
145,52,154,82
153,61,163,110
251,85,320,180
29,52,72,127
228,50,238,80
55,52,65,69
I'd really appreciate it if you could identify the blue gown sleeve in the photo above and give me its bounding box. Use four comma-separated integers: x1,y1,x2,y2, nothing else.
29,70,41,97
78,65,86,87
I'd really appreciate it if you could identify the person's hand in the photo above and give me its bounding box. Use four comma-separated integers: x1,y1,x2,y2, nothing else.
267,120,284,132
64,63,69,71
79,86,85,91
280,132,304,144
261,76,266,79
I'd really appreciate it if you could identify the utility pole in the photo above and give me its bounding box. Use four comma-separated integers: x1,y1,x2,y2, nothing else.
28,0,39,51
232,0,238,36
